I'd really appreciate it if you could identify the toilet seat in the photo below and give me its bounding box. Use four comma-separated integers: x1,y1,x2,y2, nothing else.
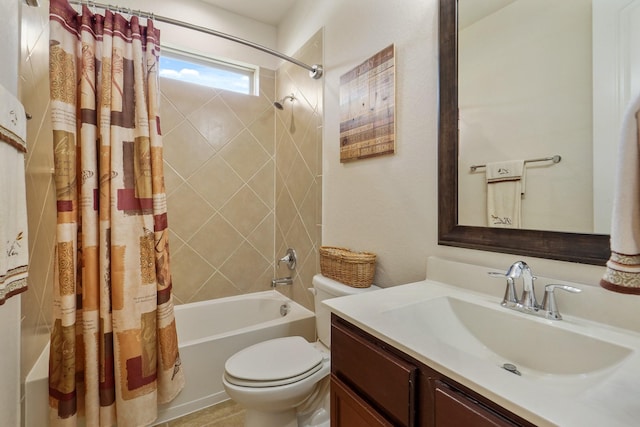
224,336,325,388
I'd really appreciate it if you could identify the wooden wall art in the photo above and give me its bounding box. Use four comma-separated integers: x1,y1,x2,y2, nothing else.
339,44,396,162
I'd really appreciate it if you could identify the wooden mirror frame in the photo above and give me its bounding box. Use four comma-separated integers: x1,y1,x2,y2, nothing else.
437,0,610,266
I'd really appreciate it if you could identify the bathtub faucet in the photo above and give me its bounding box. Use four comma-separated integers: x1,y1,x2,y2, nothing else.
278,248,297,270
271,277,293,288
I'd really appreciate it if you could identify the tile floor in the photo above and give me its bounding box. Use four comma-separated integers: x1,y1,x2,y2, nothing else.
156,400,245,427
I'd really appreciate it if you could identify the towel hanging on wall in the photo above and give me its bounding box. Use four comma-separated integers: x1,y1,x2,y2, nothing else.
601,91,640,294
486,160,525,228
0,84,29,305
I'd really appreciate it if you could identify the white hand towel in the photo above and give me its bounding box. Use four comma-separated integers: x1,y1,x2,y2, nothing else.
0,84,29,305
601,91,640,293
486,160,525,228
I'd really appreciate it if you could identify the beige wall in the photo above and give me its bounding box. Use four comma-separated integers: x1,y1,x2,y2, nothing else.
279,0,605,289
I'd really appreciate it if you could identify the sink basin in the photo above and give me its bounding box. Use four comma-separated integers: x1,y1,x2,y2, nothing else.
377,296,632,377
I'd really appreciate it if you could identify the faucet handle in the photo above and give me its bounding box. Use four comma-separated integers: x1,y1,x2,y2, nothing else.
277,248,297,270
541,284,581,320
488,271,517,307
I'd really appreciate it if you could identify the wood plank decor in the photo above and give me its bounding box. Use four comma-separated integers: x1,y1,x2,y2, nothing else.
339,44,396,162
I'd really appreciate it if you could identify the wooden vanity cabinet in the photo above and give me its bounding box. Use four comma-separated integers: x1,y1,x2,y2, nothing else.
330,315,536,427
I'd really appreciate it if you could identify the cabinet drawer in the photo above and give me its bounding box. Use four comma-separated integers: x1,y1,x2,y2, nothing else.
331,374,394,427
434,381,519,427
331,317,417,426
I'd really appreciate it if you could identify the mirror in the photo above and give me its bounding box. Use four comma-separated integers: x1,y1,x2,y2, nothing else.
437,0,610,265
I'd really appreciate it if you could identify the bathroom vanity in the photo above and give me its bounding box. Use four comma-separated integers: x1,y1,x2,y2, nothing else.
330,315,533,427
324,257,640,427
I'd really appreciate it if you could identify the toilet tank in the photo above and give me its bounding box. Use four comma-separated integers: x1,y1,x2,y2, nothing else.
312,274,380,348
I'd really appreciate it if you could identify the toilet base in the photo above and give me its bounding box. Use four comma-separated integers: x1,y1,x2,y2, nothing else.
245,408,297,427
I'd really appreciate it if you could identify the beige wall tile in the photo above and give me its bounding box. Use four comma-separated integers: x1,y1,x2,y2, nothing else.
188,214,244,267
171,245,216,303
159,77,217,118
248,162,275,209
219,89,272,128
188,155,244,210
219,186,270,237
163,121,216,179
220,129,270,181
167,183,215,241
219,242,271,291
188,96,245,152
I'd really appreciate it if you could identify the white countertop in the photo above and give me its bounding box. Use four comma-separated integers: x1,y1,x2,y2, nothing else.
323,258,640,427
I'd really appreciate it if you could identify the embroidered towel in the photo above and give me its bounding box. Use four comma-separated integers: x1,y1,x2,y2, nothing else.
601,92,640,293
0,84,29,304
486,160,525,228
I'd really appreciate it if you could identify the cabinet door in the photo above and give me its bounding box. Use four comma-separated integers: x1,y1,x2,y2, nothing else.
434,381,518,427
331,375,394,427
332,317,417,426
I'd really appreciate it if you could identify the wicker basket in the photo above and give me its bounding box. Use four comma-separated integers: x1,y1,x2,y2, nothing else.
319,246,376,288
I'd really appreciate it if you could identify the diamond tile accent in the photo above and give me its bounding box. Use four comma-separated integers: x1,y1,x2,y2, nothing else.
248,162,275,209
171,245,216,302
286,151,314,205
159,76,216,117
166,182,215,241
188,95,245,152
275,30,324,312
188,155,244,210
221,129,271,181
164,121,216,179
220,89,272,128
188,214,244,267
219,242,271,291
220,185,270,237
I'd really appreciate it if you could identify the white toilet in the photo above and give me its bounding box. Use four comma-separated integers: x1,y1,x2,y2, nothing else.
222,274,379,427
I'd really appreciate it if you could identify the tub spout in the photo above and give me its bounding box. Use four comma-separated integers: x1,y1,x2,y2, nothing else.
271,277,293,287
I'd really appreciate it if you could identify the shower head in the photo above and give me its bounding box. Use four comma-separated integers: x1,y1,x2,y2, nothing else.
274,94,296,110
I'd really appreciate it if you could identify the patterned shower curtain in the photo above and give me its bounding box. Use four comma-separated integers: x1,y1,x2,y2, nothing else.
48,0,184,425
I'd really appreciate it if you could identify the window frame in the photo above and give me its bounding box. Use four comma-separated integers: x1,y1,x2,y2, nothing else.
159,44,259,95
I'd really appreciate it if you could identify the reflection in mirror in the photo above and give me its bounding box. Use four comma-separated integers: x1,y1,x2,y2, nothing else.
457,0,593,233
437,0,610,265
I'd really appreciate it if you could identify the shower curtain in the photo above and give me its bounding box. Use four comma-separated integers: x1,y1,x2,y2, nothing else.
48,0,184,425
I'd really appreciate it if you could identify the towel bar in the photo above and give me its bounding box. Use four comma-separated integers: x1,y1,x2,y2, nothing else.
470,155,561,172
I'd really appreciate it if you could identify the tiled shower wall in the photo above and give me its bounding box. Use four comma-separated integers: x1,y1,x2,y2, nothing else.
274,30,323,311
20,0,57,387
19,0,323,390
161,73,278,303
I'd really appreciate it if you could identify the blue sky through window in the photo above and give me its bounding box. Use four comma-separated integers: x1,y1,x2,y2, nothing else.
159,55,252,94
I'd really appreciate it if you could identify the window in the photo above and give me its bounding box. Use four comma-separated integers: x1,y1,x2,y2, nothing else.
159,46,258,95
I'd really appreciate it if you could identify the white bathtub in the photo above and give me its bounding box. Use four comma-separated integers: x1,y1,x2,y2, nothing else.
24,290,316,426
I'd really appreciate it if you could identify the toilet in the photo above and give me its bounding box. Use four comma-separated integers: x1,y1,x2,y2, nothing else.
222,274,380,427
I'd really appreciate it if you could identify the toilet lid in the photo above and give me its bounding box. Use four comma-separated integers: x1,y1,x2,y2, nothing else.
224,336,324,386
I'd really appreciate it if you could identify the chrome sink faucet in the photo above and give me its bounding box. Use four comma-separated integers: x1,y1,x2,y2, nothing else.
506,261,538,310
490,261,582,320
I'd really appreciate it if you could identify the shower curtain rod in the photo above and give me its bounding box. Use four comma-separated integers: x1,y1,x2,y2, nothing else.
67,0,324,79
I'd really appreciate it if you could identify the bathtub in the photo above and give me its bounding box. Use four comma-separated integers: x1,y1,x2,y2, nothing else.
24,290,316,426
